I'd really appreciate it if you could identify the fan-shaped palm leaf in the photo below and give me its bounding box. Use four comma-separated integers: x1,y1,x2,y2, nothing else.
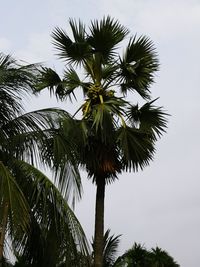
88,16,129,62
119,35,159,99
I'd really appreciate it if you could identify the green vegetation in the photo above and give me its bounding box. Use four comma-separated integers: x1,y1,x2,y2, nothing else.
37,16,168,267
114,243,180,267
0,53,89,267
86,230,180,267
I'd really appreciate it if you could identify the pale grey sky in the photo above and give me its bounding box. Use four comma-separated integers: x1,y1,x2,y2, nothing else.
1,1,200,266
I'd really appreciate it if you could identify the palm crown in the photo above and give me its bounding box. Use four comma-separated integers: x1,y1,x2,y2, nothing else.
38,16,167,181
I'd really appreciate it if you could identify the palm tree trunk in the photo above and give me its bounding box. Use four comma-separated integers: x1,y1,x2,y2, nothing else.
93,177,105,267
0,201,9,267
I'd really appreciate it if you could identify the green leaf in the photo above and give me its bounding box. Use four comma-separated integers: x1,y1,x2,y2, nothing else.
119,35,159,99
117,126,155,171
52,25,91,65
0,161,29,235
88,16,129,62
127,99,168,140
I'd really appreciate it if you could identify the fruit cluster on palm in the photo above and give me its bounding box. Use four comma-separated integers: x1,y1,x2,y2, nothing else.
37,16,168,267
0,53,89,267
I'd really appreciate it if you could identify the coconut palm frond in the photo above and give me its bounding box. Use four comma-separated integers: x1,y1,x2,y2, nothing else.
0,161,29,237
0,53,37,95
9,160,89,265
0,52,88,265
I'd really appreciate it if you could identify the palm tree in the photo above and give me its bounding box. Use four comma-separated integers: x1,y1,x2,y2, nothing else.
114,243,150,267
149,247,180,267
37,16,168,267
113,244,180,267
0,53,89,266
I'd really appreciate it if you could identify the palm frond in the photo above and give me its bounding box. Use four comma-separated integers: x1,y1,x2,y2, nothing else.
63,67,82,101
91,103,115,141
0,161,29,237
103,229,121,267
117,126,155,171
127,99,168,140
0,89,23,125
88,16,129,62
36,67,66,99
0,53,39,123
69,18,86,43
101,63,119,88
149,246,180,267
118,35,159,99
52,25,91,65
0,53,38,95
4,108,83,204
10,160,89,265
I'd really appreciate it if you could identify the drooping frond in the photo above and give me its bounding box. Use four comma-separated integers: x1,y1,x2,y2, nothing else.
117,126,155,172
10,160,89,266
36,67,66,99
6,108,83,204
63,67,82,100
127,99,168,140
0,161,29,236
0,53,38,96
0,52,89,265
0,53,38,122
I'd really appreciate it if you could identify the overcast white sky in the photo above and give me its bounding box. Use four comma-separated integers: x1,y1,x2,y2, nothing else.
1,1,200,266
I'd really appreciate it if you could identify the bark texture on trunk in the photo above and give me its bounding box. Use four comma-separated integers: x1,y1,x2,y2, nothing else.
93,177,105,267
0,202,9,267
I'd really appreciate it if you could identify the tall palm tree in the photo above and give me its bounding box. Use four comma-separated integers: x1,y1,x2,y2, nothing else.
37,16,168,267
0,53,89,266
